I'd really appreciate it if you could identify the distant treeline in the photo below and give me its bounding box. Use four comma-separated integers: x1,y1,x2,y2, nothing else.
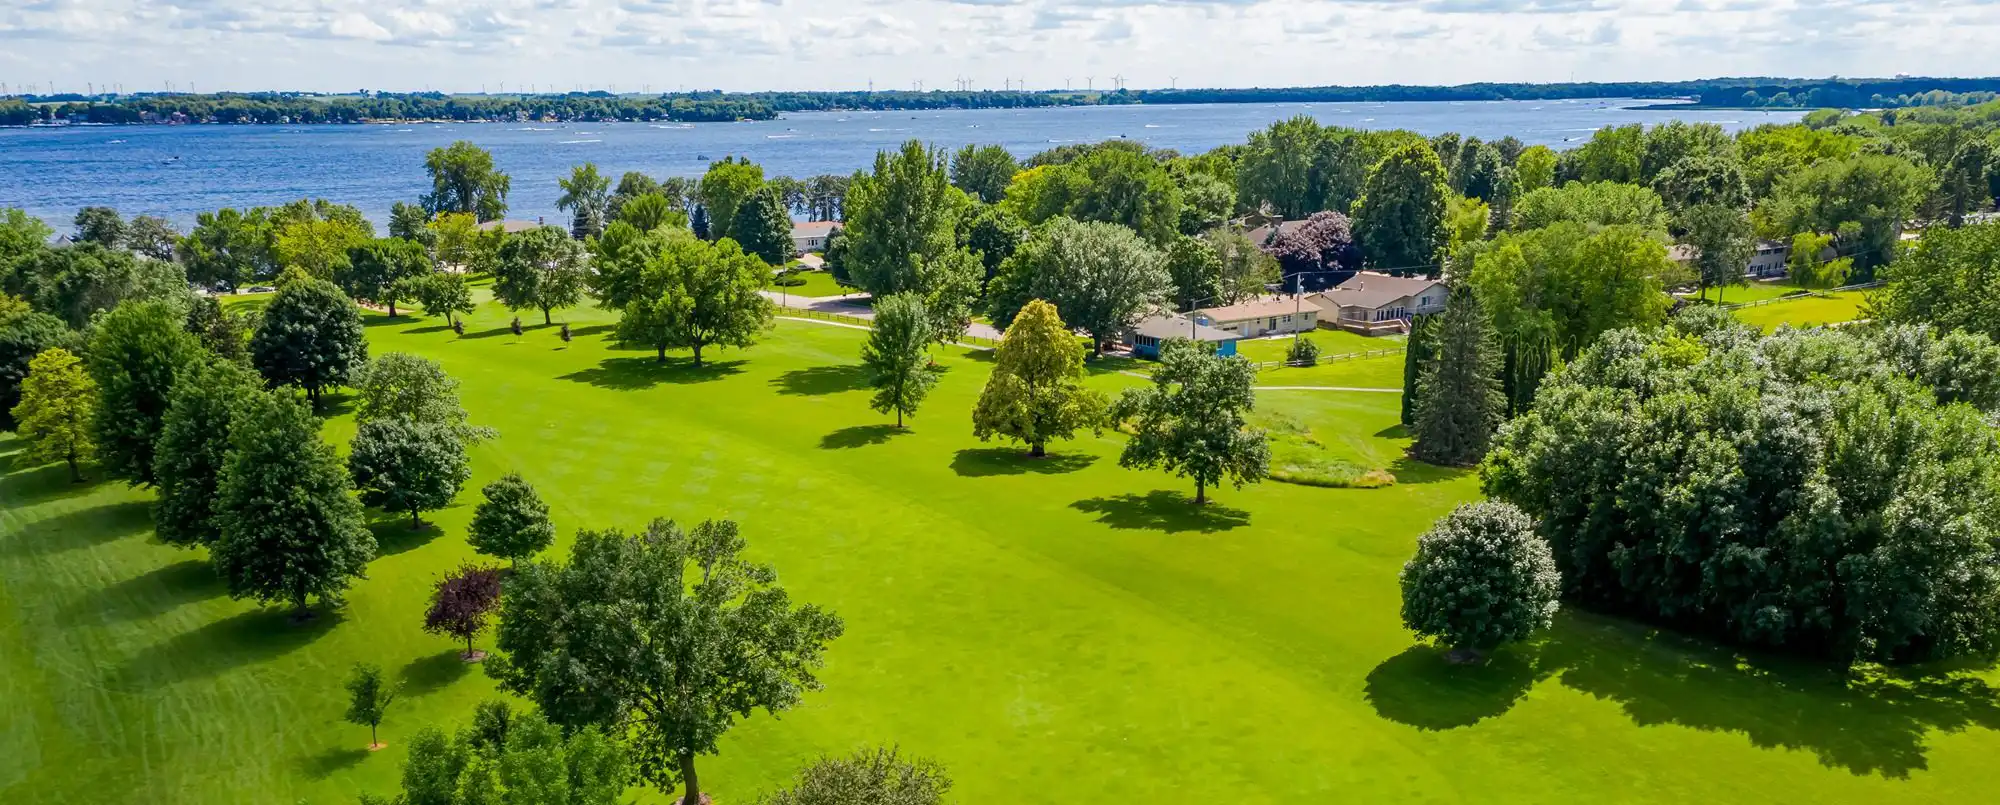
8,77,2000,127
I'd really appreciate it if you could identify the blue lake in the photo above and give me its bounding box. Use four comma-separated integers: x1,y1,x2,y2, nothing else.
0,99,1802,229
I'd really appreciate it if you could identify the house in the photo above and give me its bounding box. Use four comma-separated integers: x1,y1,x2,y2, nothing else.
488,219,545,234
1191,298,1319,338
1124,314,1239,359
791,221,838,253
1669,239,1797,278
1305,273,1449,336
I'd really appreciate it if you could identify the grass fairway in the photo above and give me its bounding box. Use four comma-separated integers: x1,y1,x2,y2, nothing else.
772,270,852,299
7,296,2000,804
1732,291,1871,332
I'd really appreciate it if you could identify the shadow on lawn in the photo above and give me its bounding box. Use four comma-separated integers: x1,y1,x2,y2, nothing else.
951,448,1095,477
115,606,345,690
1068,491,1250,534
300,746,371,780
820,424,906,450
58,558,224,626
559,356,745,390
0,447,111,508
570,324,614,339
371,516,447,557
0,499,152,556
464,322,558,340
403,324,454,335
1388,456,1475,485
401,648,474,696
771,364,871,396
1365,611,2000,778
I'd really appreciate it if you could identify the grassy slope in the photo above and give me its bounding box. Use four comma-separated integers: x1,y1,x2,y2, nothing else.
1732,291,1871,332
5,296,1999,804
1233,329,1404,364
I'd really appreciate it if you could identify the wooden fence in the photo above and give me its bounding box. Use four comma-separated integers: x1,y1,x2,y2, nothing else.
1721,281,1885,312
1245,346,1406,373
776,305,1002,350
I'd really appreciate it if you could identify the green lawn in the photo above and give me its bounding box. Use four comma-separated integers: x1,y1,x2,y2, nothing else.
1732,291,1872,332
7,294,2000,804
1233,329,1404,365
770,270,853,299
1693,278,1813,306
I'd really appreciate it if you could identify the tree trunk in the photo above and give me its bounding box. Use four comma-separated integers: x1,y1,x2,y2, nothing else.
542,307,553,326
1195,479,1207,505
656,345,667,363
691,343,704,368
1029,441,1045,458
411,508,423,530
371,723,378,747
896,409,903,428
388,300,397,317
679,753,701,805
66,452,82,483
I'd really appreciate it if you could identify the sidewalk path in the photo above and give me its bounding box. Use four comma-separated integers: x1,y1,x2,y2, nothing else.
760,290,1005,341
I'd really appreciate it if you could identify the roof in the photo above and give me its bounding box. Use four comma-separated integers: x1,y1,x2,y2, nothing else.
488,219,544,233
1313,273,1444,311
791,220,838,237
1132,314,1236,343
1195,297,1307,322
1244,219,1305,247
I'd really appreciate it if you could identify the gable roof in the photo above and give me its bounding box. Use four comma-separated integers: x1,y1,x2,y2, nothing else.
791,220,838,237
1195,297,1306,322
1133,314,1236,343
1313,273,1444,311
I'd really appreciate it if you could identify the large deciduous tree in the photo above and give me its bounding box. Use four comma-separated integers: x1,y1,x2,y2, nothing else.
361,708,627,805
340,237,434,316
616,235,773,366
212,388,375,617
695,157,766,242
1679,203,1756,302
1108,338,1270,505
950,144,1020,204
423,140,511,222
348,414,472,530
351,351,486,441
843,140,972,297
12,347,96,482
861,293,940,427
1352,143,1452,277
1,306,83,429
1761,153,1930,275
467,472,555,568
1410,291,1505,467
557,162,613,239
88,299,204,485
251,277,368,407
152,359,260,547
1399,501,1560,663
1510,181,1670,234
491,518,844,805
731,186,797,266
180,207,276,290
494,225,588,325
971,299,1105,458
985,217,1169,353
409,271,475,327
1874,221,2000,340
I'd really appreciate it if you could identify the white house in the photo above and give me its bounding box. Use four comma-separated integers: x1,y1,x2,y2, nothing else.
791,221,837,254
1306,273,1449,336
1670,239,1799,279
1192,298,1319,338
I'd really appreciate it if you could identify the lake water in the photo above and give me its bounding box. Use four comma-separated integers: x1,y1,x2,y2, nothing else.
0,99,1802,230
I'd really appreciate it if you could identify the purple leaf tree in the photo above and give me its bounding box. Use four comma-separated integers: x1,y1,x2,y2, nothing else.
424,563,505,661
1261,210,1361,287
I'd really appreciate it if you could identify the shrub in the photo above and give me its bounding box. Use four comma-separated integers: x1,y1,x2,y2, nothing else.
1286,336,1321,367
1399,501,1560,662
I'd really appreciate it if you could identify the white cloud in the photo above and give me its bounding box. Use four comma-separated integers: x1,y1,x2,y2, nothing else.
2,0,1997,93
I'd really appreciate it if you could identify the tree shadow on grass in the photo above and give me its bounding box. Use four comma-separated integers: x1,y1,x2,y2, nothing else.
401,648,473,696
559,357,745,390
57,558,225,626
0,499,152,557
370,516,446,558
115,606,345,691
1389,456,1475,485
951,448,1096,477
1364,645,1541,730
0,458,110,508
820,424,906,450
771,364,871,396
1374,423,1409,439
299,746,371,780
403,324,453,335
1068,491,1250,534
570,324,614,338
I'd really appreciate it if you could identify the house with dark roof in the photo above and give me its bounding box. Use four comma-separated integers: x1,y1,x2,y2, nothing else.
1306,273,1449,336
1123,314,1239,359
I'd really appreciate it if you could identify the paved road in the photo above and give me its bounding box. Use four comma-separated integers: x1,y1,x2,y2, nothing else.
761,290,1006,341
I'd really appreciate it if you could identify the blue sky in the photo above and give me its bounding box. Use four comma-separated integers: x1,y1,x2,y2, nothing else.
1,0,1995,94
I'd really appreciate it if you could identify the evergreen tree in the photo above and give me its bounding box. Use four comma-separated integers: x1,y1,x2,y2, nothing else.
971,299,1106,457
466,473,556,569
87,299,204,485
11,347,95,482
1108,339,1270,505
1412,291,1505,467
1400,313,1439,428
861,293,941,427
212,389,375,617
730,187,796,266
152,359,260,547
348,415,472,530
250,277,367,408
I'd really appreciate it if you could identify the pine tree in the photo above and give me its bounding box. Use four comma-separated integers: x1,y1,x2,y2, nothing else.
87,300,204,484
152,359,260,547
861,293,940,427
971,299,1106,457
11,347,96,482
1412,290,1505,466
467,473,556,568
212,389,375,618
1401,313,1439,427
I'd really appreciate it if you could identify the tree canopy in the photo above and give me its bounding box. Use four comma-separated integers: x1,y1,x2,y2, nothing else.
87,299,204,485
494,225,589,325
972,299,1105,457
423,140,511,222
986,217,1170,352
1108,338,1270,505
12,346,96,482
614,234,773,366
250,277,368,407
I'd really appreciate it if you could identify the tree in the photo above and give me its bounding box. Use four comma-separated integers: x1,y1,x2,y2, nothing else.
1510,181,1669,234
11,347,95,482
180,207,275,290
274,216,371,280
212,388,375,617
251,277,367,407
611,171,664,218
361,709,627,805
557,162,613,239
341,238,433,316
1571,124,1645,184
1787,230,1852,290
617,193,687,233
467,473,555,568
424,563,504,660
1,307,82,429
184,295,251,362
409,271,475,327
731,186,796,266
843,140,972,296
1874,221,2000,340
960,204,1026,282
951,144,1019,204
491,518,844,805
87,300,203,485
1,208,54,276
9,242,190,329
1465,222,1676,361
152,359,260,547
1400,314,1438,427
1679,203,1755,302
972,300,1106,458
616,235,773,366
1054,147,1184,245
1108,339,1269,505
1399,501,1560,663
423,140,511,222
1652,153,1751,214
345,663,397,750
1352,143,1452,276
1164,234,1223,312
349,415,472,529
494,225,588,325
861,293,941,427
387,201,434,246
73,206,127,247
696,156,765,242
125,215,180,262
1513,145,1557,192
1410,291,1505,467
985,217,1169,353
1260,210,1360,283
352,351,485,441
1175,170,1235,235
756,747,953,805
1761,153,1930,275
429,212,499,274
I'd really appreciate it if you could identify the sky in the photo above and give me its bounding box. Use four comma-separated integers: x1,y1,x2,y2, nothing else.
1,0,1996,95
